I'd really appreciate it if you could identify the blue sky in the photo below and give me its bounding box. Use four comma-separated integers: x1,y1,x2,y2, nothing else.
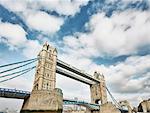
0,0,150,111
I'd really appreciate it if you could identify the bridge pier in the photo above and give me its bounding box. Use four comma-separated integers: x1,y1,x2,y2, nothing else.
21,88,63,113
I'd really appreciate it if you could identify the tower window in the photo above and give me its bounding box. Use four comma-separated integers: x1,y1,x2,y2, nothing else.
35,84,38,90
47,45,49,50
47,83,49,89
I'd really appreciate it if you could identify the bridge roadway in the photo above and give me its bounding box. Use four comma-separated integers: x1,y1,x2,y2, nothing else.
57,59,100,83
0,88,99,110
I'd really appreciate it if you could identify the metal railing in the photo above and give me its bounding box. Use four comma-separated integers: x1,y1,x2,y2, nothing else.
0,88,30,99
63,98,100,110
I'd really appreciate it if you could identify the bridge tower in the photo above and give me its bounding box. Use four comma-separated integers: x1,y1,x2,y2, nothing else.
33,42,57,91
21,42,63,113
90,72,107,105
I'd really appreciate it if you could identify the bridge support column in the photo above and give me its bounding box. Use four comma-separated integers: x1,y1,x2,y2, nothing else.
90,72,107,105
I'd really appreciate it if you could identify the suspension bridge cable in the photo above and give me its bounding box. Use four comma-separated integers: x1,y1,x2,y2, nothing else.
0,66,35,83
106,88,120,108
0,59,37,74
0,58,37,68
0,66,36,78
106,86,122,109
106,88,121,109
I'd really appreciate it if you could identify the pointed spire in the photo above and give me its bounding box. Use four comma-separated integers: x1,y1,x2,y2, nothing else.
42,41,49,50
43,41,48,46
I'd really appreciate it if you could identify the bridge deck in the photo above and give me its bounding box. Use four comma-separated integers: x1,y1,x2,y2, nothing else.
63,99,100,110
0,88,30,99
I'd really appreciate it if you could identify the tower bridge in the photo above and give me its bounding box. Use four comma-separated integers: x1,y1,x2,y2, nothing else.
0,42,132,113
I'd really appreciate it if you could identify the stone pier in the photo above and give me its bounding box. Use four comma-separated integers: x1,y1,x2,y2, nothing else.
21,89,63,113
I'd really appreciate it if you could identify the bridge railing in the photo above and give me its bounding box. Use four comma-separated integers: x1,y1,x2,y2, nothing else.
63,98,100,110
0,88,30,99
0,88,30,94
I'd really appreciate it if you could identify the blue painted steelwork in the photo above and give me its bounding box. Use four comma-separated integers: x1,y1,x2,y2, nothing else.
0,88,30,99
63,99,100,110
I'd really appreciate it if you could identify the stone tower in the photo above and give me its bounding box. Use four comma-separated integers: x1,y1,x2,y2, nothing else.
33,42,57,91
90,72,107,105
21,42,63,113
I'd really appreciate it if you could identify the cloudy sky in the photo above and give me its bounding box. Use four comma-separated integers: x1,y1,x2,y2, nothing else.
0,0,150,111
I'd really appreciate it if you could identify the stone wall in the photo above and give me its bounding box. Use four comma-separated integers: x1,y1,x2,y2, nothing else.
21,88,63,113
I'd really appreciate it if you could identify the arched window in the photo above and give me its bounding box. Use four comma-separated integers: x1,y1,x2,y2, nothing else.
47,83,49,89
47,45,49,50
95,99,101,104
35,84,38,90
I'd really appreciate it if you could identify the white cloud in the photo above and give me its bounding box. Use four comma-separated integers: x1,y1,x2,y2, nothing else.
107,0,145,3
0,0,28,12
25,11,64,34
37,0,90,16
102,55,150,93
0,0,90,16
121,0,143,3
0,22,42,58
0,22,27,49
22,40,42,58
63,10,150,57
